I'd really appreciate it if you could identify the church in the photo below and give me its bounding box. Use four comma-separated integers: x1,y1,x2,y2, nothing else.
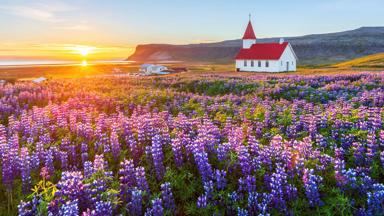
235,19,297,72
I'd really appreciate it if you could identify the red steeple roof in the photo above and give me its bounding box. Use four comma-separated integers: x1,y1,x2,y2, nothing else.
242,21,256,39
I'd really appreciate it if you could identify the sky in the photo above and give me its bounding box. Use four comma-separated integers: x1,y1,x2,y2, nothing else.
0,0,383,61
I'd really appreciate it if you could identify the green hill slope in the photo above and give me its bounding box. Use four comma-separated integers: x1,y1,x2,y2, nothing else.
333,53,384,68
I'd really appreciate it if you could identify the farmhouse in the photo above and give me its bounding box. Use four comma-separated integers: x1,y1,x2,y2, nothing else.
140,64,169,75
32,77,47,83
235,19,297,72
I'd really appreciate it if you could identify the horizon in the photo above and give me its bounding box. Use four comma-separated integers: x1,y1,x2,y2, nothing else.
0,0,383,63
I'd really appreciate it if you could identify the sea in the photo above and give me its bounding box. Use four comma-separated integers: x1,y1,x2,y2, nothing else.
0,59,135,67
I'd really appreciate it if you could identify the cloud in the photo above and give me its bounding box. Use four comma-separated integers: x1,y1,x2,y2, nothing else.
53,22,92,31
0,0,76,23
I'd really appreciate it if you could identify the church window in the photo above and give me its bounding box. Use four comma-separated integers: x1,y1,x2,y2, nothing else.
266,61,269,67
258,61,261,67
251,60,254,67
244,60,247,67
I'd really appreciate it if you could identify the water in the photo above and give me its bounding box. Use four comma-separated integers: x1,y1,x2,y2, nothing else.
0,59,135,67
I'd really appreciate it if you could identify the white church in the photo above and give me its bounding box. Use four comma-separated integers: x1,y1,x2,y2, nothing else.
235,19,297,72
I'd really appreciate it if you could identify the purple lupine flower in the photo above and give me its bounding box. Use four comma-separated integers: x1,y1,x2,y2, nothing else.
45,148,54,177
193,150,213,183
20,147,31,194
125,127,140,163
216,142,230,162
379,130,384,147
366,131,378,164
119,159,136,202
380,151,384,168
238,175,257,197
214,169,227,190
228,126,244,152
59,199,79,216
95,200,113,216
161,182,175,212
81,142,88,164
171,132,184,167
303,168,323,207
93,154,106,171
238,145,251,176
68,144,76,165
197,195,207,208
247,192,258,215
83,161,94,178
40,166,50,180
150,198,163,216
245,175,257,193
30,152,40,171
237,207,249,216
60,151,68,171
56,171,84,200
352,142,365,166
18,200,34,216
81,208,96,216
151,134,165,180
0,131,7,162
316,134,327,149
203,180,214,200
18,196,39,216
269,166,287,211
228,191,239,204
2,148,14,191
366,183,384,215
119,159,136,187
110,123,121,160
127,189,143,216
135,166,150,194
258,193,272,215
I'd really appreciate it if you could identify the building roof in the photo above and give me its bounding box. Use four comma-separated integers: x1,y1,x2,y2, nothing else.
235,42,289,60
32,77,47,83
242,21,256,39
141,63,154,69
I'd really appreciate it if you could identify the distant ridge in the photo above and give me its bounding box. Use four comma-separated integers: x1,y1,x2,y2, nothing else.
127,27,384,65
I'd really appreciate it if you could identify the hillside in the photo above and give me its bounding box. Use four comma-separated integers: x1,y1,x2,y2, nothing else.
333,53,384,68
127,27,384,65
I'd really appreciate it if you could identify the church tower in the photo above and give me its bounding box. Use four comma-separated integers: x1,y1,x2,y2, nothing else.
242,16,256,49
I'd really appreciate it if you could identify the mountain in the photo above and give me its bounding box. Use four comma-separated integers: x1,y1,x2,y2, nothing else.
127,27,384,65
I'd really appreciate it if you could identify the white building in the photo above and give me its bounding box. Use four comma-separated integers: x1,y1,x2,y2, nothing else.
32,77,47,83
140,64,169,75
235,19,297,72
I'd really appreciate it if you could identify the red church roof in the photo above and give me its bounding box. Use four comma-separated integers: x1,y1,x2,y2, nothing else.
242,21,256,39
235,42,289,60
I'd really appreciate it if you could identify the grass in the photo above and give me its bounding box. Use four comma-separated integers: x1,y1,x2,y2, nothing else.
0,57,383,81
333,53,384,68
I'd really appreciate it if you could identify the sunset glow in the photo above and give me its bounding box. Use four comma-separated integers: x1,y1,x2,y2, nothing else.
0,43,135,63
1,1,384,215
73,46,94,57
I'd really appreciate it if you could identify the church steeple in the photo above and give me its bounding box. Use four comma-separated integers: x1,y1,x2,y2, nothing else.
242,15,256,39
242,15,256,48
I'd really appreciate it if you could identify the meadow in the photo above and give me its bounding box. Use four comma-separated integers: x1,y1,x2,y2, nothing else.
0,67,384,215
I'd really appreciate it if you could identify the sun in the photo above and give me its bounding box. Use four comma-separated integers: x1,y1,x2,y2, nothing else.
80,48,89,56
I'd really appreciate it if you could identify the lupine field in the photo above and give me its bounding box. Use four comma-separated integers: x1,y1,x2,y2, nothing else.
1,72,384,216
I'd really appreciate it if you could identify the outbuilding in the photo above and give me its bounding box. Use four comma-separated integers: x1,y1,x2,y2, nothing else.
140,64,168,75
